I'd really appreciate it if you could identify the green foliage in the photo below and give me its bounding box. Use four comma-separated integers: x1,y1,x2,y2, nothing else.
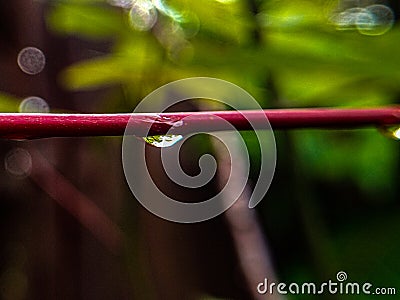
46,0,400,108
47,2,128,39
0,92,20,112
292,128,397,196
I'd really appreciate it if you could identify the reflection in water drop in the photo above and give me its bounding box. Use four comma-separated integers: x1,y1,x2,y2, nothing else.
379,126,400,140
19,97,49,113
143,134,183,147
17,47,46,75
108,0,133,9
4,148,32,178
129,0,158,31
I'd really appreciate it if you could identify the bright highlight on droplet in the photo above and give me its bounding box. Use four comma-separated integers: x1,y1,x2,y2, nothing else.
378,125,400,140
129,0,158,31
19,97,49,113
17,47,46,75
394,128,400,140
4,148,32,178
143,134,183,147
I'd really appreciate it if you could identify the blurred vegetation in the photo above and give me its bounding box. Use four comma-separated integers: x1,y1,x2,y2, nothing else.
1,0,400,299
0,92,19,112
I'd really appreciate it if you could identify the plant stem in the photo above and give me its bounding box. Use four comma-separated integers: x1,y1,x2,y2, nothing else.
0,107,399,139
29,148,123,254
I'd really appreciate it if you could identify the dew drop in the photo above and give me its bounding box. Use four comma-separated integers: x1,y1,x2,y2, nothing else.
19,97,49,113
379,125,400,140
4,148,32,178
129,0,158,31
143,134,183,147
17,47,46,75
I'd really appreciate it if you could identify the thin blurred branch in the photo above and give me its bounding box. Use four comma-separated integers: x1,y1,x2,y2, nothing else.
28,147,124,255
214,138,284,300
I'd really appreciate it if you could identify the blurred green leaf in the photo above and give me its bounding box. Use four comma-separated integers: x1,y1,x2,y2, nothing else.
47,2,128,39
0,92,20,112
333,212,400,290
292,129,398,196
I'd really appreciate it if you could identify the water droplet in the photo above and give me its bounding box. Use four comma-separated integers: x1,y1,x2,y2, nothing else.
143,134,183,147
358,5,394,36
129,0,158,31
379,125,400,140
17,47,46,75
19,97,49,113
108,0,133,9
4,148,32,178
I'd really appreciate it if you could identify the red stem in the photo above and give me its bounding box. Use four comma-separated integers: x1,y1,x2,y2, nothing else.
0,107,399,139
